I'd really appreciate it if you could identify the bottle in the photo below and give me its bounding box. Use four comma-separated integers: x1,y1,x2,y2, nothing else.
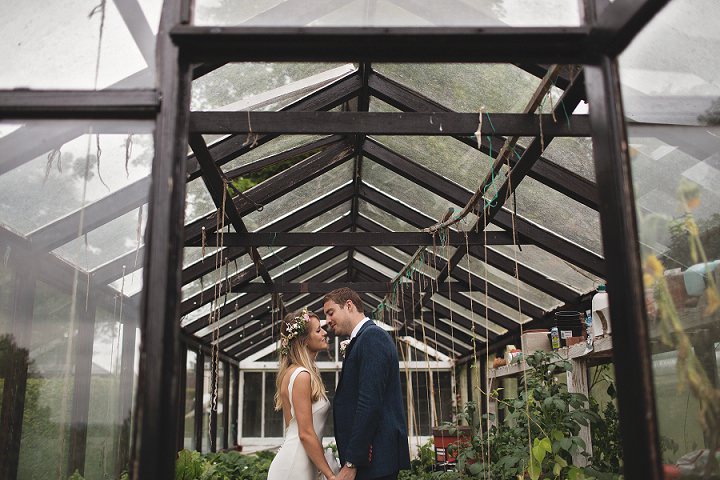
550,326,561,350
592,284,610,338
585,309,593,348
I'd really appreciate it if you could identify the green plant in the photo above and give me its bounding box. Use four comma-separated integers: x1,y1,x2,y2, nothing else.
398,438,436,480
587,367,622,474
446,351,605,479
175,448,276,480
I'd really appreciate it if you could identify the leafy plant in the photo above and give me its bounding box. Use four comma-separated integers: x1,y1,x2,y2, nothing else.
175,449,275,480
445,351,606,479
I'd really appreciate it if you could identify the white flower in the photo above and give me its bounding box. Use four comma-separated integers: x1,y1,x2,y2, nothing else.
339,339,351,358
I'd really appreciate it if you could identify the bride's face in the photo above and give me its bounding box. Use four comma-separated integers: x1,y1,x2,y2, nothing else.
305,316,329,353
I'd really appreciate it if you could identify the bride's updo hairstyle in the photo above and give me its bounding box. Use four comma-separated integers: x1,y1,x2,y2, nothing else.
274,308,327,411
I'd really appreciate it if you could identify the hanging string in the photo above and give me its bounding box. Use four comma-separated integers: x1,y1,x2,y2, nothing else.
504,136,533,475
95,133,110,192
482,207,492,469
465,231,487,479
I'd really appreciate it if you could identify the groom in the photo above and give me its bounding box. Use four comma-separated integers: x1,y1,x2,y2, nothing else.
323,288,410,480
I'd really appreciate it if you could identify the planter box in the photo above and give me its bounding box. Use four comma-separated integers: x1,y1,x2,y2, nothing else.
432,426,471,464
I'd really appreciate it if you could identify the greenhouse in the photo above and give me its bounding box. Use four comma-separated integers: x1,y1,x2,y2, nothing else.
1,0,719,479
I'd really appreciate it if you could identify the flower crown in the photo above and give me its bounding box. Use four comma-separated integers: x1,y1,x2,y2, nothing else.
279,308,310,356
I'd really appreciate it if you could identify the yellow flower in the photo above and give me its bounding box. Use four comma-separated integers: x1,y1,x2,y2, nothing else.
644,255,665,280
643,273,655,288
704,287,720,316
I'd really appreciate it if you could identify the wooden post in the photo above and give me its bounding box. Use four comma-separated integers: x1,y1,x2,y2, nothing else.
566,358,592,466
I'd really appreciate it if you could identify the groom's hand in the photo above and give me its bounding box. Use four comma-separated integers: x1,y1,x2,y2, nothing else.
337,466,357,480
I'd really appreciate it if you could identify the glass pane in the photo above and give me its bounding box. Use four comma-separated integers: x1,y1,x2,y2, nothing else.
219,134,327,175
1,0,162,89
371,135,493,192
540,137,595,182
242,372,262,437
619,0,720,126
622,1,720,471
194,1,581,27
2,280,140,479
192,63,353,111
243,161,354,231
359,199,418,232
264,371,283,437
458,256,562,311
185,350,197,450
0,121,153,235
185,177,215,224
363,158,466,223
374,64,542,112
53,206,148,271
487,244,601,295
514,175,603,254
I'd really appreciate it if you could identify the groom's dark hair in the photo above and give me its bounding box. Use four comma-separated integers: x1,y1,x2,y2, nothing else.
324,287,364,313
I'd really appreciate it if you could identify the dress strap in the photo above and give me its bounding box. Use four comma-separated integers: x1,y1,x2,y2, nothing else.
288,367,309,419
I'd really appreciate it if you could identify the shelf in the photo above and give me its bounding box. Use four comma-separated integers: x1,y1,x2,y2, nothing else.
488,335,613,379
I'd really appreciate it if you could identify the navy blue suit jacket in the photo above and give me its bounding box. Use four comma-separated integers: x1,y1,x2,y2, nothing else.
333,321,411,479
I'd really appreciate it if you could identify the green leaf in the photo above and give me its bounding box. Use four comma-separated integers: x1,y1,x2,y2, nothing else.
532,444,546,463
468,462,484,475
540,437,552,453
559,437,572,451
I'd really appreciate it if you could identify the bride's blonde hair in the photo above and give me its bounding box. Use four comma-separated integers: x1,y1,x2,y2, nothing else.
274,309,327,411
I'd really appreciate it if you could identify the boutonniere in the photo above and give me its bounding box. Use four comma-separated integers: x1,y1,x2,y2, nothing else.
339,339,351,359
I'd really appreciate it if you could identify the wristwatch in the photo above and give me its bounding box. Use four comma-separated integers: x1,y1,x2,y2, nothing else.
344,461,356,469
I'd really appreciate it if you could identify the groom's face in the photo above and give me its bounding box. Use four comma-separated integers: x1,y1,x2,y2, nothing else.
323,299,352,336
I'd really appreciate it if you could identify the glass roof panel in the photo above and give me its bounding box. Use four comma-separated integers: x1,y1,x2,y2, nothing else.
514,175,603,254
373,64,542,112
538,137,595,182
359,201,418,232
53,205,147,271
1,0,161,89
185,177,215,224
462,291,531,324
191,63,354,111
220,135,331,175
194,1,581,27
109,268,144,297
457,256,561,311
430,294,507,336
353,251,398,279
243,161,354,231
486,244,601,294
290,202,352,233
371,135,493,192
619,0,720,126
0,121,153,235
363,159,466,225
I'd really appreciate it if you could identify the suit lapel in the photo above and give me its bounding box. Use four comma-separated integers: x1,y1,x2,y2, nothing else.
336,321,374,393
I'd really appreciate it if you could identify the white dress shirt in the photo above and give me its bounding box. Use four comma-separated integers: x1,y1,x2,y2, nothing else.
349,317,371,340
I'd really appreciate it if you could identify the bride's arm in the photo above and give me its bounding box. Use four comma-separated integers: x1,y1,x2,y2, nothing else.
293,372,336,480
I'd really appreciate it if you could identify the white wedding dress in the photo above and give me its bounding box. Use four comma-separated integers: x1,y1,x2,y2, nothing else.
267,367,330,480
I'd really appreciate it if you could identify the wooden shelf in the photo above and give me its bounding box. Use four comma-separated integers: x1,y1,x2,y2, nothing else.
488,335,613,379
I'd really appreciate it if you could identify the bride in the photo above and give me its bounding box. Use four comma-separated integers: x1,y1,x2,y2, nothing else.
267,308,338,480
